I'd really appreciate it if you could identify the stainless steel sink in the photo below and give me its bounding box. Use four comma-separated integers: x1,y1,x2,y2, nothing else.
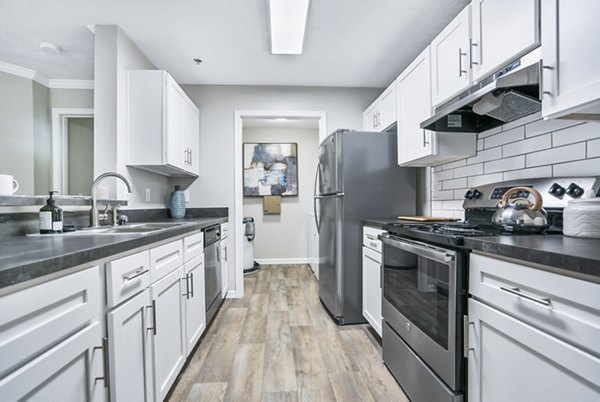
28,222,188,237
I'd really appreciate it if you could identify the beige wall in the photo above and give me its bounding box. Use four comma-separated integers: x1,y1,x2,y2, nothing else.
242,127,319,261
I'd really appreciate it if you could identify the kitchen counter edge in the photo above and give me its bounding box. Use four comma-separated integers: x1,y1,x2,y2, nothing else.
0,217,227,294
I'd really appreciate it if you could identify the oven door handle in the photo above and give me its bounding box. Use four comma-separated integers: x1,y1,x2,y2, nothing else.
379,234,456,264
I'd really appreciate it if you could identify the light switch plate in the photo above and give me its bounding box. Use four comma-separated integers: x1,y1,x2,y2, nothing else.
145,188,151,202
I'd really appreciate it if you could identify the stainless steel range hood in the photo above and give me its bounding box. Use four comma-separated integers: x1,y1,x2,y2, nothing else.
421,50,542,133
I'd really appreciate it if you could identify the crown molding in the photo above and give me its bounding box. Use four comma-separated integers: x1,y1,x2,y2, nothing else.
0,61,37,80
0,60,92,89
48,79,94,89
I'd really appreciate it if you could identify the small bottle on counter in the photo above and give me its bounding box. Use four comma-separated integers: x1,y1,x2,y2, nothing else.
39,191,63,234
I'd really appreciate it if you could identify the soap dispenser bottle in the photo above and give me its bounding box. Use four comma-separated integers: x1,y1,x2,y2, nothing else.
39,191,63,234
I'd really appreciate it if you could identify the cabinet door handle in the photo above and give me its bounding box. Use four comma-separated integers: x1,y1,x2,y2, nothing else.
463,316,475,358
469,39,478,67
183,274,190,299
541,65,554,97
93,337,110,389
224,245,228,261
422,131,430,147
189,149,192,165
122,268,149,282
147,300,157,335
499,286,551,307
217,246,221,262
189,272,194,298
458,48,467,77
380,264,383,289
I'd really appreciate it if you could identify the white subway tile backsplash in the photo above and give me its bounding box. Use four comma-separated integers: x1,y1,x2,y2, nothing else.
454,189,468,199
467,147,502,164
502,134,551,157
442,178,468,190
442,200,464,210
502,166,553,181
552,123,600,147
526,143,586,167
454,163,484,178
432,169,454,182
588,138,600,158
433,165,443,172
525,118,581,138
553,157,600,176
467,173,503,187
484,155,525,174
432,201,443,210
500,112,541,131
441,159,467,170
432,190,455,200
431,209,456,219
478,126,502,139
484,126,525,149
477,139,484,151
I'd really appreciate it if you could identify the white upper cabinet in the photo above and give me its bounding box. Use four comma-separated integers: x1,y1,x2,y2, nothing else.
397,47,434,165
431,5,472,106
397,46,476,166
127,70,200,177
471,0,540,82
362,81,397,132
541,0,600,119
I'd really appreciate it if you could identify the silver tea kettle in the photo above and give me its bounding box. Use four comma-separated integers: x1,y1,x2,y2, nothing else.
492,186,548,233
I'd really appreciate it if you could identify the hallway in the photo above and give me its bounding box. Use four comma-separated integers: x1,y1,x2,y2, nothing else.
168,264,408,402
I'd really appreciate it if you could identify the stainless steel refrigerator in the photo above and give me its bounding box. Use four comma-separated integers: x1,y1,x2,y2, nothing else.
313,129,416,324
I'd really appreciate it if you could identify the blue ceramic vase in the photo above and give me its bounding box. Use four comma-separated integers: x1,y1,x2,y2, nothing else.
170,185,186,218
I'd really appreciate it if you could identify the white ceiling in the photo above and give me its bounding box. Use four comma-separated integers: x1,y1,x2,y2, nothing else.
0,0,469,87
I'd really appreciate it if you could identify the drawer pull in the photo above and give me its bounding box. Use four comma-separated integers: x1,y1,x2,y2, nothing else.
366,235,376,241
499,286,551,307
369,241,379,249
122,268,149,282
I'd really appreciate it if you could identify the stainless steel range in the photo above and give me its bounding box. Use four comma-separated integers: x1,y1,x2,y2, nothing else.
379,177,600,402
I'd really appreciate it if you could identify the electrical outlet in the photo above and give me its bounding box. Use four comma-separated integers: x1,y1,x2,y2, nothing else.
145,188,151,202
184,189,190,203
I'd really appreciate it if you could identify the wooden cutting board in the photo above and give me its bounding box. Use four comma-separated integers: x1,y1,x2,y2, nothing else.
397,216,460,222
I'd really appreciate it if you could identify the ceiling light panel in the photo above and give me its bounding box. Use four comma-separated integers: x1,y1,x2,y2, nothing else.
269,0,310,55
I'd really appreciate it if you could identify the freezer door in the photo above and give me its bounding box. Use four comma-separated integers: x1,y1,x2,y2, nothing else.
318,132,342,195
318,194,343,319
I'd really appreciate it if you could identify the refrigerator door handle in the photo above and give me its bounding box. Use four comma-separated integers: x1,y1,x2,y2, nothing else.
313,164,321,233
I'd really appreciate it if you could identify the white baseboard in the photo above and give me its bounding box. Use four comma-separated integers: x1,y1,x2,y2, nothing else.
226,290,237,299
254,258,311,265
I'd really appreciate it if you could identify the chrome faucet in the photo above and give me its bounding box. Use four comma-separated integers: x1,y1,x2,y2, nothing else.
90,172,133,228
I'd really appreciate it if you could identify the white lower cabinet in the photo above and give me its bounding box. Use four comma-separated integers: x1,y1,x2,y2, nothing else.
220,237,229,297
362,226,384,337
183,254,206,356
107,289,154,402
0,266,105,402
151,266,186,401
468,253,600,402
468,298,600,402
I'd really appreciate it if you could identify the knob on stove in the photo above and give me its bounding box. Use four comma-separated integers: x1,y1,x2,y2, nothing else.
472,189,482,199
464,190,474,200
548,182,566,197
464,189,482,200
566,183,584,198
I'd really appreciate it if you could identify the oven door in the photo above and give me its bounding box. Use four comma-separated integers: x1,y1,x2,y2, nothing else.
380,234,464,391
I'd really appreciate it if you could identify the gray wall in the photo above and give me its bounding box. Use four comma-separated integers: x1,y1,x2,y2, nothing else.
0,72,35,195
94,25,171,207
0,70,94,196
430,113,600,219
242,127,319,261
181,84,381,294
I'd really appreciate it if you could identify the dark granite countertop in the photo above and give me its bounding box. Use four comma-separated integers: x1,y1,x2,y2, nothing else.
0,216,227,294
362,217,408,229
465,235,600,281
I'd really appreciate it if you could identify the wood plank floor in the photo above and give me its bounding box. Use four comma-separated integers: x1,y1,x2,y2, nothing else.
168,264,408,402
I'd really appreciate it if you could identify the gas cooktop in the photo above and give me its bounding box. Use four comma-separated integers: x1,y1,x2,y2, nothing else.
383,222,501,247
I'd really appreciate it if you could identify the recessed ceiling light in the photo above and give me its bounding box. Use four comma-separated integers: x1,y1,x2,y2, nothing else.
193,58,202,65
40,42,61,54
269,0,310,55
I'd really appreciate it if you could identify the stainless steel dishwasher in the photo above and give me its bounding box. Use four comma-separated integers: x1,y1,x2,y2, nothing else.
203,224,222,324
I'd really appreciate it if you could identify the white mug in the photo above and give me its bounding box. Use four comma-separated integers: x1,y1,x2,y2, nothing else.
0,174,19,195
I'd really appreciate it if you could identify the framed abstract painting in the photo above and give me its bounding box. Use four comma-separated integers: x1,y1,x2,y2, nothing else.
243,143,298,196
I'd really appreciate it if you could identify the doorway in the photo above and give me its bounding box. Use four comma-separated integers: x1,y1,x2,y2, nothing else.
51,108,94,195
233,111,327,298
